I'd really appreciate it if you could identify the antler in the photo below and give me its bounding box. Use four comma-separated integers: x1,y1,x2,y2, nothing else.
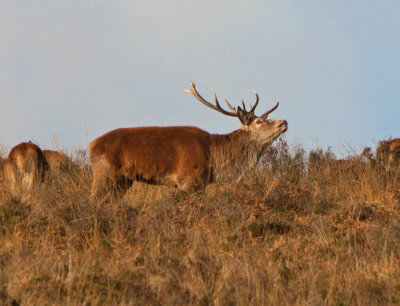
260,99,279,118
230,89,259,119
184,82,238,117
185,81,279,120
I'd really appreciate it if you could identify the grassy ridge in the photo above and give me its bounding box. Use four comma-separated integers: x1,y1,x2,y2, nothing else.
0,139,399,305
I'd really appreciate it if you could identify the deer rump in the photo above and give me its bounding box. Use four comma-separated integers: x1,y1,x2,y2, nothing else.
89,126,212,193
3,142,47,197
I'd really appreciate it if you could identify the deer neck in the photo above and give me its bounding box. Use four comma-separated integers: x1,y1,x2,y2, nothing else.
209,130,263,182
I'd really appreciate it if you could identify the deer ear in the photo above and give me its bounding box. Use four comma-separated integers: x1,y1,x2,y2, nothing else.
237,107,251,125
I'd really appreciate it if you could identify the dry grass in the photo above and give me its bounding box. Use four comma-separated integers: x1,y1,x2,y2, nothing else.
0,140,399,305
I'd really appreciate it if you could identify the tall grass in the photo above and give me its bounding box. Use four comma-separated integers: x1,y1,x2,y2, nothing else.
0,140,399,305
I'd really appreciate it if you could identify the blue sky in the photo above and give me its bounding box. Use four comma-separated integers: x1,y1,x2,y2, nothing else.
1,1,399,155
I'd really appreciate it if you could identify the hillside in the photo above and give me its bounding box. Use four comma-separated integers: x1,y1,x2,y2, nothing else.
0,139,399,305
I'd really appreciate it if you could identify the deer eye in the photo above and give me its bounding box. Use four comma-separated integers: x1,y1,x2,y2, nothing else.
256,120,263,125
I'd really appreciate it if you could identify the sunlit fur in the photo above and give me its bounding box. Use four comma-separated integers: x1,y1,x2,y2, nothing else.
42,150,72,172
388,138,400,166
3,142,47,199
376,138,400,168
89,116,287,201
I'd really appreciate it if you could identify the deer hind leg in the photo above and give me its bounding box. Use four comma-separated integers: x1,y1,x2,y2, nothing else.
4,161,20,198
22,154,42,195
91,158,123,202
21,172,35,193
91,165,112,202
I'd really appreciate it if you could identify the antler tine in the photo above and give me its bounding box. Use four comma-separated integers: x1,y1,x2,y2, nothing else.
212,90,222,109
260,99,279,118
249,90,259,113
224,99,237,113
238,90,259,118
185,82,238,117
241,99,247,112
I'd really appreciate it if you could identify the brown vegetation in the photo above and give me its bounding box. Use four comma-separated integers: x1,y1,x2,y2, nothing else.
1,139,399,305
89,82,287,201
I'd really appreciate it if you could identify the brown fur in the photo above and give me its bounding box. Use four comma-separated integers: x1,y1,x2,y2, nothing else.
89,117,287,200
376,139,391,168
389,138,400,166
42,150,72,171
376,138,400,168
210,130,269,182
3,142,47,198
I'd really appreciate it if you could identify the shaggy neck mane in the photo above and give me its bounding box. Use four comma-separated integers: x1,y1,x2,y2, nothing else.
209,130,265,183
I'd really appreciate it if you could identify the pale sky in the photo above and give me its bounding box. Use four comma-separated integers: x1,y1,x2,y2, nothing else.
1,1,399,155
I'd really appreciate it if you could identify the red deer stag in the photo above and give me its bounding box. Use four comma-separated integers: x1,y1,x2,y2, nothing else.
89,82,288,200
3,142,47,199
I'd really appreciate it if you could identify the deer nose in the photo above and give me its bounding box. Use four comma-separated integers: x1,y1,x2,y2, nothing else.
279,120,288,127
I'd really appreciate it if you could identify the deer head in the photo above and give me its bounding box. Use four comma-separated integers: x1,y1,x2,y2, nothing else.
184,81,287,145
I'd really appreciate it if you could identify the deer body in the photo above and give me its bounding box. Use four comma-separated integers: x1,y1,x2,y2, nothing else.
89,126,211,193
89,82,287,200
42,150,72,171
